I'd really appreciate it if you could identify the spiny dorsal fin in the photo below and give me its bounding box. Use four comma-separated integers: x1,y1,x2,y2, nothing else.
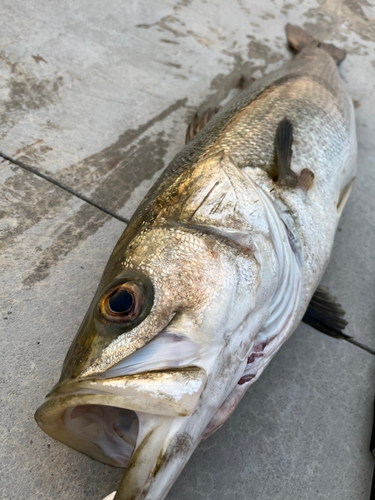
302,285,350,339
185,107,221,144
275,117,298,188
285,24,346,65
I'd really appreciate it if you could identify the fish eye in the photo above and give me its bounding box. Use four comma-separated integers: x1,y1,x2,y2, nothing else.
98,280,148,325
109,289,133,313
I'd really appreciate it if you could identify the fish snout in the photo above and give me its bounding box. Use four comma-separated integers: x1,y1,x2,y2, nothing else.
34,367,206,468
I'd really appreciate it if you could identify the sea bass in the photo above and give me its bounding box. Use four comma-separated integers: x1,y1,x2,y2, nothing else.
35,25,356,500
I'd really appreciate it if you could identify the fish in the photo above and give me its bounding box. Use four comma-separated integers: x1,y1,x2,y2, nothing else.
35,24,357,500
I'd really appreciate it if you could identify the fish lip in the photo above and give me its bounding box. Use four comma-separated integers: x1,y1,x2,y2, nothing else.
34,366,207,467
46,365,206,398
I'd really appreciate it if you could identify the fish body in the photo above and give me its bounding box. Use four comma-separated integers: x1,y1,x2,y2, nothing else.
35,26,357,500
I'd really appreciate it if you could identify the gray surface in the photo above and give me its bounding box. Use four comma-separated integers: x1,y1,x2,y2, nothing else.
0,1,374,499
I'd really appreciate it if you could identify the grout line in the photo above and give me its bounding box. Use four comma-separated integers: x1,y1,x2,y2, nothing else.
346,337,375,356
0,151,130,225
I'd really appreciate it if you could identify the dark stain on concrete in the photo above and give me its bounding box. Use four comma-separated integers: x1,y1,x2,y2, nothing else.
247,39,283,65
190,41,282,117
32,55,48,65
137,15,187,38
160,61,182,69
0,51,63,139
160,38,180,44
22,204,109,288
303,0,375,46
14,140,53,164
173,0,194,11
4,98,186,287
55,98,187,190
20,132,169,288
1,165,73,254
344,0,372,21
352,98,361,109
3,75,62,114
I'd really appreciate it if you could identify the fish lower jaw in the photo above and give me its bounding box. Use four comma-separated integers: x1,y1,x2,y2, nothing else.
34,367,206,468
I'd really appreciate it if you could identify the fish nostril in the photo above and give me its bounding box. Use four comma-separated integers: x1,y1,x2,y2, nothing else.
109,289,134,313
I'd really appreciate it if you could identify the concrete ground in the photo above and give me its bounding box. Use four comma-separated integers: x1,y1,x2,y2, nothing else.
1,1,374,499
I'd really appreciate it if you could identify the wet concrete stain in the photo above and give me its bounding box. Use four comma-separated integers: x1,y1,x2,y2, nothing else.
190,41,283,118
22,203,109,288
303,0,375,47
137,15,187,38
55,98,187,189
160,38,180,44
247,39,283,65
3,75,62,114
0,51,63,140
160,61,182,69
344,0,372,22
14,139,53,164
32,55,48,65
1,164,73,256
2,97,187,289
20,132,169,288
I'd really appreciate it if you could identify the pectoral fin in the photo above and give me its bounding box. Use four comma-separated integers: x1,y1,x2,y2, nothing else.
275,117,298,188
275,117,314,191
302,285,349,339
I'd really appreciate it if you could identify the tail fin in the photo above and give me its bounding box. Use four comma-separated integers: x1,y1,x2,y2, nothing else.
285,24,346,65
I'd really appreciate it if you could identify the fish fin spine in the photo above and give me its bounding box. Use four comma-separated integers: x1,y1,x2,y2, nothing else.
185,107,221,144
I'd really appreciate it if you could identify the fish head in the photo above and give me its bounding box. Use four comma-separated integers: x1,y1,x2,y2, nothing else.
35,152,277,499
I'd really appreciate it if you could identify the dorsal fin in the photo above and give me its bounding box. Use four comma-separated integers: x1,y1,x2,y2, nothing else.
185,107,221,144
302,285,349,339
285,24,346,65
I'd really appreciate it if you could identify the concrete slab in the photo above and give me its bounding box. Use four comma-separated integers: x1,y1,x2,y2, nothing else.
1,0,374,499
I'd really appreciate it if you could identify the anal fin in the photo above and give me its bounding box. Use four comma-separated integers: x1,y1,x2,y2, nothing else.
302,285,349,339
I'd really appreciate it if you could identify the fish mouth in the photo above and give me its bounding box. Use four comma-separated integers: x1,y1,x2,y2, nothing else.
34,367,206,468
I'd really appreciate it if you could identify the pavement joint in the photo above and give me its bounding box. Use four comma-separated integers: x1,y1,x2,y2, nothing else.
0,151,130,225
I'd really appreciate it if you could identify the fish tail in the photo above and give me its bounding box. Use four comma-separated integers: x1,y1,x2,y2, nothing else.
285,24,346,65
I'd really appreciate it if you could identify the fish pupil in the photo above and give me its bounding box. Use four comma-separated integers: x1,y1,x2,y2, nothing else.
109,289,133,313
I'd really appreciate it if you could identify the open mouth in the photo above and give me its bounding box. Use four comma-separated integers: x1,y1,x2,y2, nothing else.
65,404,139,467
35,331,206,469
35,366,206,468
